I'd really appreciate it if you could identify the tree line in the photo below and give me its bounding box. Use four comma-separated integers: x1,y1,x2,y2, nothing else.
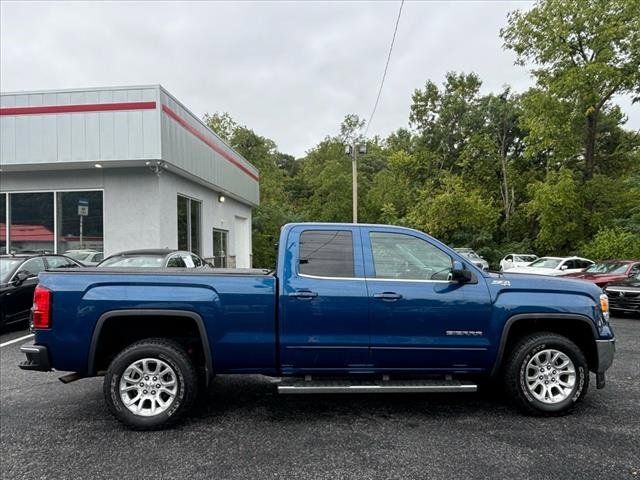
205,0,640,269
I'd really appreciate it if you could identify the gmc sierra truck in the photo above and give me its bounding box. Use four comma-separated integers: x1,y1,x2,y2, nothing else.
19,223,615,429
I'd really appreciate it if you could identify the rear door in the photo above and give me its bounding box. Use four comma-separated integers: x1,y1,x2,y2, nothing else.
362,227,493,372
279,225,370,373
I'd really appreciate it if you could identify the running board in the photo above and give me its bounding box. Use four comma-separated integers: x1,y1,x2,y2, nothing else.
277,378,477,394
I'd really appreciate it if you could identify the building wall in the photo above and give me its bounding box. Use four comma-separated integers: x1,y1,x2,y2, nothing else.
158,170,252,266
1,85,260,208
0,86,161,165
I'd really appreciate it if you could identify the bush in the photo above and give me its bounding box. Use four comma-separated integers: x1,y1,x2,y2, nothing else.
579,228,640,261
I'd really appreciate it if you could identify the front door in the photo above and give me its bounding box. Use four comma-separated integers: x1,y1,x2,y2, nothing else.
363,228,493,372
279,226,370,374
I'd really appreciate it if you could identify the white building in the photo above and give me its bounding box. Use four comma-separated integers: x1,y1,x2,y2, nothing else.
0,85,259,267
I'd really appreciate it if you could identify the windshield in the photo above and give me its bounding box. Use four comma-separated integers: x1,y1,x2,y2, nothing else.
514,255,537,263
65,251,93,261
98,255,165,268
584,262,628,274
529,258,562,269
0,258,24,283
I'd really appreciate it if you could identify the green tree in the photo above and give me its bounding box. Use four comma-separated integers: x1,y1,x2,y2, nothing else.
501,0,640,180
406,174,500,248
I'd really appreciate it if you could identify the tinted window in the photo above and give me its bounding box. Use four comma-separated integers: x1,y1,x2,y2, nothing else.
370,232,452,280
19,257,46,277
190,255,202,267
167,256,186,268
1,258,23,283
299,230,354,278
46,256,77,269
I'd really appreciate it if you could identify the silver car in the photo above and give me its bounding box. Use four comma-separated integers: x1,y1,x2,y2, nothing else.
454,248,489,271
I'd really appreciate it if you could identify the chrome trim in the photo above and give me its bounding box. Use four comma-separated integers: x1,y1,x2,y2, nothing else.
286,345,369,350
371,346,487,351
278,384,478,394
297,273,453,284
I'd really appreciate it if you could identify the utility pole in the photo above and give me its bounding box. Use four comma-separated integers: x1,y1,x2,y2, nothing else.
345,142,367,224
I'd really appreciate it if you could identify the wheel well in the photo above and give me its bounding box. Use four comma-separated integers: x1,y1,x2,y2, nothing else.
500,318,597,372
91,315,208,376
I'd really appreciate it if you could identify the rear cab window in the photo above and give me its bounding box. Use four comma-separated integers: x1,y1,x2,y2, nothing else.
298,230,355,278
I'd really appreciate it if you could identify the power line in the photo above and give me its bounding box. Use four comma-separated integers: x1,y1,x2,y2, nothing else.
363,0,405,138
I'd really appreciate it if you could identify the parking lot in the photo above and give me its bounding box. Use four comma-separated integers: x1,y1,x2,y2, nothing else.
0,317,638,480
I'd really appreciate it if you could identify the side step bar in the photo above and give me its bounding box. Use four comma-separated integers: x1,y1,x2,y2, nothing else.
277,379,477,394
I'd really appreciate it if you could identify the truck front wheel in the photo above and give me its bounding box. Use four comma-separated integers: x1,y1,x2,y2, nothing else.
103,338,198,430
504,333,589,415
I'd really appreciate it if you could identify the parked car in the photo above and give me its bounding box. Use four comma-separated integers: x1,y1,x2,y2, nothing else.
0,253,83,331
604,270,640,316
508,256,594,276
500,253,538,272
19,223,615,429
454,248,489,270
561,260,640,288
64,249,104,266
97,249,207,268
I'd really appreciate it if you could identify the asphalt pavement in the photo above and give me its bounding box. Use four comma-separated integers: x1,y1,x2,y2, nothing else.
1,317,639,480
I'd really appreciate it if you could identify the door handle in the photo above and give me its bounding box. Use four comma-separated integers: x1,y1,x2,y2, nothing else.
289,290,318,299
373,292,402,301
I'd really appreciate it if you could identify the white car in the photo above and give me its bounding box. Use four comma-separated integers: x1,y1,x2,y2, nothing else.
507,256,594,276
500,253,538,272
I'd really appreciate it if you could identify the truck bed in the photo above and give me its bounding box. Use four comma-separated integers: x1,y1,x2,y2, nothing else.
35,268,278,375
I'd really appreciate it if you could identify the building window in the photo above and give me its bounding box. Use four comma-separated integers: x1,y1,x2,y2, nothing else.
0,190,103,255
299,230,354,278
9,192,55,253
0,193,6,254
56,191,104,253
212,229,228,268
177,195,201,255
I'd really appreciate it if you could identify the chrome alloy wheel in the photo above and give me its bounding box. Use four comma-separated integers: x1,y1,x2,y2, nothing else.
525,349,576,404
119,358,178,416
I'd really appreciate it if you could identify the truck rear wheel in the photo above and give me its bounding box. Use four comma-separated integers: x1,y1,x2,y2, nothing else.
504,333,589,415
103,338,198,430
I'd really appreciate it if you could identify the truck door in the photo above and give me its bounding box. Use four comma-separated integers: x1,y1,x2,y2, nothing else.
362,228,493,372
279,225,371,373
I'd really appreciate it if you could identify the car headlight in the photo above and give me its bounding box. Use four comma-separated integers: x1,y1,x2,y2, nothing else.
599,293,610,321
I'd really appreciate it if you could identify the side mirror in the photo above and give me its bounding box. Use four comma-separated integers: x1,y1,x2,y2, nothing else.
506,259,513,263
12,270,30,286
451,260,472,283
560,265,568,270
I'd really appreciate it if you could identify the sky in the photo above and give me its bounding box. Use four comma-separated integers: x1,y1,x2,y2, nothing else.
1,0,638,158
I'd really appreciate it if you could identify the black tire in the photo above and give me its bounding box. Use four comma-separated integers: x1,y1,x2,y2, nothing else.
103,338,198,430
504,332,589,416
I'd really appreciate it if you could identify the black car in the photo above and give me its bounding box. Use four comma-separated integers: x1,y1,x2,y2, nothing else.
0,253,83,331
605,270,640,317
97,249,208,268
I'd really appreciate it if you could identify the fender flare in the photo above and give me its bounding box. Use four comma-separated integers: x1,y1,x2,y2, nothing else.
88,309,213,383
490,313,598,376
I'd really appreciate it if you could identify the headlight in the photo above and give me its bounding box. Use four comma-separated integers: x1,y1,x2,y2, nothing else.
600,293,610,321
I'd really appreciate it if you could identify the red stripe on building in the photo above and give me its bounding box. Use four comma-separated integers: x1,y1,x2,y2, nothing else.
0,101,157,116
161,104,259,181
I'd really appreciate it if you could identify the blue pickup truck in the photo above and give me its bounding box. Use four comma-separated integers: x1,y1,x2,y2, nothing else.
19,223,615,429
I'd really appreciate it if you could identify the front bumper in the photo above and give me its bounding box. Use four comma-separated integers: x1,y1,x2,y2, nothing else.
18,344,51,371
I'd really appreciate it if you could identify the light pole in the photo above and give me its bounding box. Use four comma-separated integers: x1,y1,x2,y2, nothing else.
345,142,367,223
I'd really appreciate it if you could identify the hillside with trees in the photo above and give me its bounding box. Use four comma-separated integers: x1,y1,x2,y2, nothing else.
205,0,640,269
